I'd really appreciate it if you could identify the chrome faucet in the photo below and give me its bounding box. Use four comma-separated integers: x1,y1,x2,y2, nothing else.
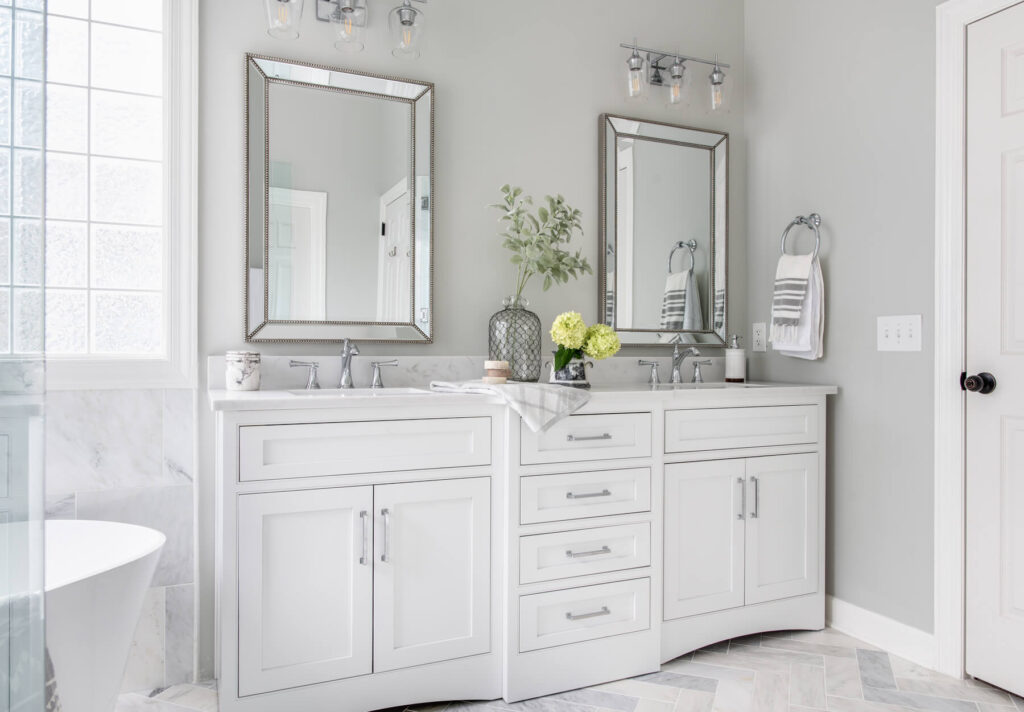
691,359,713,384
339,338,360,389
638,360,661,386
290,360,321,390
370,360,398,389
670,345,701,384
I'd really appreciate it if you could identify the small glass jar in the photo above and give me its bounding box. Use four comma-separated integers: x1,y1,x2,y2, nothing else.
226,351,261,391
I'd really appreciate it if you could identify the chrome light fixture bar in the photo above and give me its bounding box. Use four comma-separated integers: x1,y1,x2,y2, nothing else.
619,43,731,110
314,0,427,57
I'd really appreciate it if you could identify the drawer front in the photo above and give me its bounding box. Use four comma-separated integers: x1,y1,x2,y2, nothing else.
518,578,650,652
519,522,651,585
239,417,491,481
665,406,818,453
521,413,652,465
520,468,651,524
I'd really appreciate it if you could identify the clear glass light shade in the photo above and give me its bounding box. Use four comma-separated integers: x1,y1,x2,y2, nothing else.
710,65,726,111
626,50,645,99
389,1,424,60
668,60,685,105
264,0,304,39
332,4,367,52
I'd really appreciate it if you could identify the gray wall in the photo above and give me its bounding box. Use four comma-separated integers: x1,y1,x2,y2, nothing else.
198,0,746,676
743,0,941,633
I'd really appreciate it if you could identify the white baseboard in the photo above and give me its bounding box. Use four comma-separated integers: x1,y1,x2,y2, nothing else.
826,595,937,671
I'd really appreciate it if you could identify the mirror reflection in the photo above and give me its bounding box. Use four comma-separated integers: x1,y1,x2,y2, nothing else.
245,55,433,342
600,115,728,346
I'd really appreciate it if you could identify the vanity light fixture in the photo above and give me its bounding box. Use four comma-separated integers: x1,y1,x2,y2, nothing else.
329,0,368,52
389,0,427,60
265,0,304,39
619,43,730,108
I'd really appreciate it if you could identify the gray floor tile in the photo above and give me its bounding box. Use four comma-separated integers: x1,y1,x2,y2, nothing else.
550,689,638,711
863,686,981,712
634,672,718,694
857,650,897,690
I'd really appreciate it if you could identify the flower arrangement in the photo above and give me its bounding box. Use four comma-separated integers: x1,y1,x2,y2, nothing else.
491,185,592,301
550,312,621,371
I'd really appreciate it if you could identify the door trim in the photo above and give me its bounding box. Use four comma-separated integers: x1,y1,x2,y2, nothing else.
934,0,1024,680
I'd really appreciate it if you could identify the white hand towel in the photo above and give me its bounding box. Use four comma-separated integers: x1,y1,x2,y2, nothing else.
660,270,689,330
429,380,590,432
771,256,824,359
683,268,704,332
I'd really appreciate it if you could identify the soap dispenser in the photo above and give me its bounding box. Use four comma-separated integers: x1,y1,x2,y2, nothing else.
725,334,746,383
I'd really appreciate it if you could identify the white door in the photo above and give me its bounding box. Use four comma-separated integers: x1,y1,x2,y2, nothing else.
744,454,819,605
267,187,328,321
377,180,412,322
373,477,490,672
966,4,1024,695
237,487,373,696
663,459,745,620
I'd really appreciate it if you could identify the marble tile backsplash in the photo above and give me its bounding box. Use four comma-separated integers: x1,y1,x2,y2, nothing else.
45,388,196,692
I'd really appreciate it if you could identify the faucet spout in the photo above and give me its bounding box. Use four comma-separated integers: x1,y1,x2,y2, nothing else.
339,338,360,389
670,345,701,384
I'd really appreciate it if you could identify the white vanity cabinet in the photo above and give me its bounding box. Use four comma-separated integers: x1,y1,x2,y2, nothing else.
211,384,834,712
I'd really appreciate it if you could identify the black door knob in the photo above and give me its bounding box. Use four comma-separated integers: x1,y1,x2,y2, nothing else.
963,372,997,394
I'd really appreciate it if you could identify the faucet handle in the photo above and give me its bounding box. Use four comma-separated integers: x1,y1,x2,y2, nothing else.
370,359,398,389
289,360,321,390
692,359,713,384
638,360,661,386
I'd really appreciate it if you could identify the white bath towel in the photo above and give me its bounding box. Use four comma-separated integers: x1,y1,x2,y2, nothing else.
429,380,590,432
683,268,704,332
660,270,689,330
770,255,824,359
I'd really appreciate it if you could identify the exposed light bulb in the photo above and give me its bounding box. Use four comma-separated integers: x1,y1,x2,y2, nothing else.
626,47,644,99
709,61,726,111
668,58,685,105
389,0,424,60
265,0,303,39
332,1,366,52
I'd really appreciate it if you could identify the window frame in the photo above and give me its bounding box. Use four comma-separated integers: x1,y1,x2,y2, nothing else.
44,0,197,390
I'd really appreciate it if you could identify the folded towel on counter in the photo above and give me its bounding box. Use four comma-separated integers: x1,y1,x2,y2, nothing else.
770,254,824,359
429,380,590,432
660,270,690,330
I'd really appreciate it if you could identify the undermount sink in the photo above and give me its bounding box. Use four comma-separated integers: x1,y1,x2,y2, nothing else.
287,387,432,397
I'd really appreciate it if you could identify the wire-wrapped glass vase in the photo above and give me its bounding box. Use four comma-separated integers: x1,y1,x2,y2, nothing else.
488,296,542,382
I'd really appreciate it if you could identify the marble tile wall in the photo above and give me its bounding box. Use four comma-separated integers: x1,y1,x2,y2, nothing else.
45,388,196,692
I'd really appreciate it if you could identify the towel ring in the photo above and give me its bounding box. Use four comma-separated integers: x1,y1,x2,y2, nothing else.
668,240,697,274
779,213,821,260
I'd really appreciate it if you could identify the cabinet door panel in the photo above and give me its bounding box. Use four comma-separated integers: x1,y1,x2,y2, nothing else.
745,454,819,605
664,460,746,620
237,487,373,696
373,477,490,672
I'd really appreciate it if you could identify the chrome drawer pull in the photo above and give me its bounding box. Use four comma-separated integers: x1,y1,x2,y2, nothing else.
751,476,760,519
380,508,391,562
565,606,611,621
565,545,611,559
737,477,745,520
566,433,612,442
565,489,612,500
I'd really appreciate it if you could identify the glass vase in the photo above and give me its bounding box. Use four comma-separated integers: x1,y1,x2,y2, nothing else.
488,296,542,382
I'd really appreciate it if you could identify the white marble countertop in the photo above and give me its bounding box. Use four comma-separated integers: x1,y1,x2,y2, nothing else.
208,382,838,412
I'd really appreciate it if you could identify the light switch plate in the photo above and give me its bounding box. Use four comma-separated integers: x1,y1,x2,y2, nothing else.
877,314,922,351
752,322,767,352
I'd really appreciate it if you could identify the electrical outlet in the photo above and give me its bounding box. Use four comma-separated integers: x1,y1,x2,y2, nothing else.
877,314,923,351
752,322,767,352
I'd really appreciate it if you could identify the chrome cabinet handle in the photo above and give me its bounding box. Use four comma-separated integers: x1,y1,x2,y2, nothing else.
566,433,612,442
380,508,391,562
359,510,369,565
565,545,611,559
750,476,759,519
565,489,612,500
737,477,745,520
565,606,610,621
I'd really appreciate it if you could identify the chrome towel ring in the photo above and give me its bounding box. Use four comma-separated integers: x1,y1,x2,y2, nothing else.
668,239,697,273
779,213,822,260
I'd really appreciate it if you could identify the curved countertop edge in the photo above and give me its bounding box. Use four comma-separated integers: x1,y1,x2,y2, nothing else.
208,382,839,412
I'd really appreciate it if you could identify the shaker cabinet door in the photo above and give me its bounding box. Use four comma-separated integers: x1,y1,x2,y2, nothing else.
664,459,746,620
237,487,374,696
744,454,819,605
373,477,491,672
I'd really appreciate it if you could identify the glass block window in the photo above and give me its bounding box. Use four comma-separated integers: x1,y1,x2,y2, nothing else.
42,0,165,357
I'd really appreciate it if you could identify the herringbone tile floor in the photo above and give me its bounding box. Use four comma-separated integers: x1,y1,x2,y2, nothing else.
116,628,1024,712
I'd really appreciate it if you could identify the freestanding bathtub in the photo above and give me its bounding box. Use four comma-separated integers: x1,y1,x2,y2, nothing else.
45,519,166,712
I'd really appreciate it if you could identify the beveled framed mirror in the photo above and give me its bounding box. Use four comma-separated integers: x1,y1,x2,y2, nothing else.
599,114,728,346
245,54,433,343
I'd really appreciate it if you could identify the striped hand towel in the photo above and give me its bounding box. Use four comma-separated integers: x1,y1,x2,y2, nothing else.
660,270,689,330
771,254,824,359
770,254,814,341
683,268,704,331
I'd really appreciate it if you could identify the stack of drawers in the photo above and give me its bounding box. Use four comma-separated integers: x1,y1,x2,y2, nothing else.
514,411,655,656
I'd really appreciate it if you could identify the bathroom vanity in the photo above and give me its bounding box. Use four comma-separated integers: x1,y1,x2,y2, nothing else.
210,382,835,712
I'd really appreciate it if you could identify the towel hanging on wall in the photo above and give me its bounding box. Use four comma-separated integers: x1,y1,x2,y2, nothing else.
770,253,824,359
